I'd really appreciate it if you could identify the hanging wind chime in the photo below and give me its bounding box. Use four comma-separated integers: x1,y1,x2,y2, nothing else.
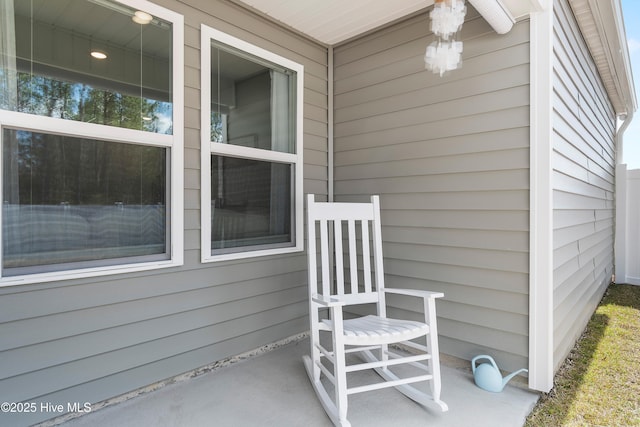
424,0,467,76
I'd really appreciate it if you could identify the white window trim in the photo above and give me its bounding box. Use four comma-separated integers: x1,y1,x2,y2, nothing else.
200,24,304,263
0,0,184,286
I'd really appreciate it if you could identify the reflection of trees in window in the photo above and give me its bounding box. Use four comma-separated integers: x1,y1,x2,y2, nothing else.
15,72,170,134
3,129,168,270
6,129,166,207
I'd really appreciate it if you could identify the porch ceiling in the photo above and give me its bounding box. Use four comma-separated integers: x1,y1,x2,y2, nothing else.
229,0,539,45
232,0,540,45
230,0,436,45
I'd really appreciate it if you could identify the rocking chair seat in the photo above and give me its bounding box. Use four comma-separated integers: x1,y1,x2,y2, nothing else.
323,315,430,346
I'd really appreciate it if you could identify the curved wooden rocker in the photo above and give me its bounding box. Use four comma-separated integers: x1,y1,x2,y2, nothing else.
303,194,448,427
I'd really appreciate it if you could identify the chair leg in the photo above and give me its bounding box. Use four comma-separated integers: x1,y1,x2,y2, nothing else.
426,332,447,410
331,308,349,425
309,330,321,381
333,344,348,424
380,343,389,373
424,297,448,411
303,354,352,427
307,304,322,381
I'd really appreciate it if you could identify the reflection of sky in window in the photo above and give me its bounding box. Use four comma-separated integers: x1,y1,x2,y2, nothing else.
153,102,173,134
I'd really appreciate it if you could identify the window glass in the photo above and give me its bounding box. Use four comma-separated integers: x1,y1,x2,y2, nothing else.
211,155,291,252
0,0,173,134
210,43,295,153
2,128,168,275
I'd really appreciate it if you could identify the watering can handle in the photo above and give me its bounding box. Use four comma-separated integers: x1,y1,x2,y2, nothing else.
471,355,499,374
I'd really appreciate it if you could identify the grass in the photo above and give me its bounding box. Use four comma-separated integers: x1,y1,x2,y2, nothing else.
524,283,640,427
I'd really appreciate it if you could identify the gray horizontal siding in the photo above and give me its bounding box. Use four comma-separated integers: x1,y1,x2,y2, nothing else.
0,0,328,425
333,6,531,372
551,0,616,370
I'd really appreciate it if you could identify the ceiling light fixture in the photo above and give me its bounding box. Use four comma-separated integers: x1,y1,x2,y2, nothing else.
132,10,153,24
90,50,108,59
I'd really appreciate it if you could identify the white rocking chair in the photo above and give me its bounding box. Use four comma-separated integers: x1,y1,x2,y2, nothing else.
303,194,448,427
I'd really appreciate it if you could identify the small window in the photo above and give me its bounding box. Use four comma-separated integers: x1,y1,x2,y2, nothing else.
201,25,303,262
0,0,184,284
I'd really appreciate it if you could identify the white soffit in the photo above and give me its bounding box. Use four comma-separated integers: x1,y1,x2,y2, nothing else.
234,0,543,45
234,0,436,45
501,0,544,20
568,0,637,115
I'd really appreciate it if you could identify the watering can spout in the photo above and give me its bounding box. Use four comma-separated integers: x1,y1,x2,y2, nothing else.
502,368,528,389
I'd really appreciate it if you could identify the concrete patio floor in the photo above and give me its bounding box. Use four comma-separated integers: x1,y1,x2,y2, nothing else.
59,338,540,427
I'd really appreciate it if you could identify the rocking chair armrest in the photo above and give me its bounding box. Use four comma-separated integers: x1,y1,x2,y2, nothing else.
383,288,444,300
311,294,346,307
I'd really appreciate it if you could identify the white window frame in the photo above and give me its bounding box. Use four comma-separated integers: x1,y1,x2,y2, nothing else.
200,25,304,263
0,0,184,286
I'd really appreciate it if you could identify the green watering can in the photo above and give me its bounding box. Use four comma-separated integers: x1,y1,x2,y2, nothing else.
471,355,528,393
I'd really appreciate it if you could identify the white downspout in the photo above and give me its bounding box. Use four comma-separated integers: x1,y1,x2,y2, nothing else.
328,45,334,202
615,111,634,284
327,46,336,291
616,112,633,166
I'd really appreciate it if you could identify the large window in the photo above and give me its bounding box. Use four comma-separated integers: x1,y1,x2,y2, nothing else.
0,0,183,284
201,25,303,262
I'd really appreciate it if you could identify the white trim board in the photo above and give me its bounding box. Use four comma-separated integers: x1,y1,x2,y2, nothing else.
528,1,554,393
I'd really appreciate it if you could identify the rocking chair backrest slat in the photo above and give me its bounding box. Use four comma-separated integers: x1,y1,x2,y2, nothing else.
319,218,331,297
334,220,344,296
370,195,386,317
307,194,385,304
347,220,358,294
360,218,372,293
